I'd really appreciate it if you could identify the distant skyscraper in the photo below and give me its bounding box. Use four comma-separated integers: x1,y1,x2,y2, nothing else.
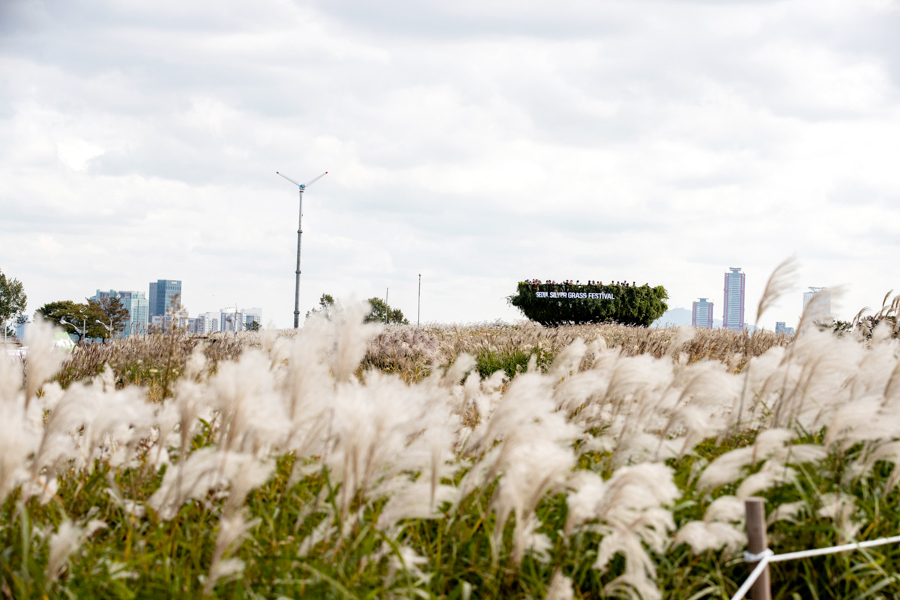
217,307,262,332
220,307,243,333
723,267,745,332
148,282,157,320
243,307,262,328
775,322,795,336
150,313,187,331
802,287,830,320
196,312,220,334
149,280,182,321
692,298,714,329
91,289,148,337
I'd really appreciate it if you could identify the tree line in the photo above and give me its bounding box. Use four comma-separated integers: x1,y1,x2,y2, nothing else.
308,294,409,324
2,267,133,342
36,297,132,341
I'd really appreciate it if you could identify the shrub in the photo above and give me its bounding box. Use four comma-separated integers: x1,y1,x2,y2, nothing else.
509,282,669,327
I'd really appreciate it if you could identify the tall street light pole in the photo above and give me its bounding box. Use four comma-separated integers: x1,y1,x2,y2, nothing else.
95,319,113,343
276,171,328,328
60,314,87,341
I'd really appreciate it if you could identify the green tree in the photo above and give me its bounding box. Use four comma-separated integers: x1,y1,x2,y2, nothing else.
306,294,336,319
365,297,409,325
88,296,130,341
245,321,261,332
0,268,27,337
37,300,79,327
37,300,107,341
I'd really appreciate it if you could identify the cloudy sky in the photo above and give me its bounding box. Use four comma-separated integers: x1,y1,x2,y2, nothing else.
2,0,899,329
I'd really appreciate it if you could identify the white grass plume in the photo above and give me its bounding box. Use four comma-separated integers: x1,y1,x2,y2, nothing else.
207,349,289,456
385,544,431,586
768,500,807,525
23,316,65,408
47,519,106,582
664,326,696,358
674,520,746,554
567,463,679,600
796,285,841,336
817,493,860,541
330,299,383,383
203,513,259,594
0,393,40,503
0,339,23,404
756,257,799,326
545,571,575,600
697,429,794,491
148,449,270,520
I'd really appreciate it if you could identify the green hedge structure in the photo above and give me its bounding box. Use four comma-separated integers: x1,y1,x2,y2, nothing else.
509,282,669,327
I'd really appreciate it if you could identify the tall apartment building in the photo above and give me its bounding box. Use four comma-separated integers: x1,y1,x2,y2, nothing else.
148,279,182,321
723,267,746,332
692,298,714,329
91,289,148,337
802,287,830,320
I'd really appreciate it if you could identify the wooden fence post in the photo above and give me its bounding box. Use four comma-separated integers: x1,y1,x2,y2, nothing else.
745,498,772,600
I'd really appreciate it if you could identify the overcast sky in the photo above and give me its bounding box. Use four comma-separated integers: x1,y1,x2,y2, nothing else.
2,0,900,329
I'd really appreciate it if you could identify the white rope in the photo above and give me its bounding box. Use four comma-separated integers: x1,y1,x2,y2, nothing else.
743,549,772,562
731,550,773,600
730,535,900,600
767,535,900,563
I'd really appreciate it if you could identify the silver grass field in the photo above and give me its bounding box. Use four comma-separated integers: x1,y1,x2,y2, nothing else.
3,277,900,599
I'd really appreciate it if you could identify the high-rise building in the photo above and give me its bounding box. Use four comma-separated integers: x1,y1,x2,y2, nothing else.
243,307,262,328
220,307,243,332
692,298,714,329
91,290,148,337
150,313,187,331
802,287,830,320
723,267,746,332
148,282,157,320
775,322,795,336
148,280,182,321
195,312,220,334
219,307,262,332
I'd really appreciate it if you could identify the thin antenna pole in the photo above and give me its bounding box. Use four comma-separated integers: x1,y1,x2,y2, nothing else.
417,274,421,328
293,188,304,328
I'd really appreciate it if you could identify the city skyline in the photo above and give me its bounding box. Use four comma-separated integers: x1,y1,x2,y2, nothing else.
65,279,264,336
23,269,833,334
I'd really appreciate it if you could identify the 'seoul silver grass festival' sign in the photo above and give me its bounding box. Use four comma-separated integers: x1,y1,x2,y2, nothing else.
536,291,614,299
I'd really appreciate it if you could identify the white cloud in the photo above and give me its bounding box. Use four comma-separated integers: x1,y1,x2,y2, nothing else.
57,138,105,170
